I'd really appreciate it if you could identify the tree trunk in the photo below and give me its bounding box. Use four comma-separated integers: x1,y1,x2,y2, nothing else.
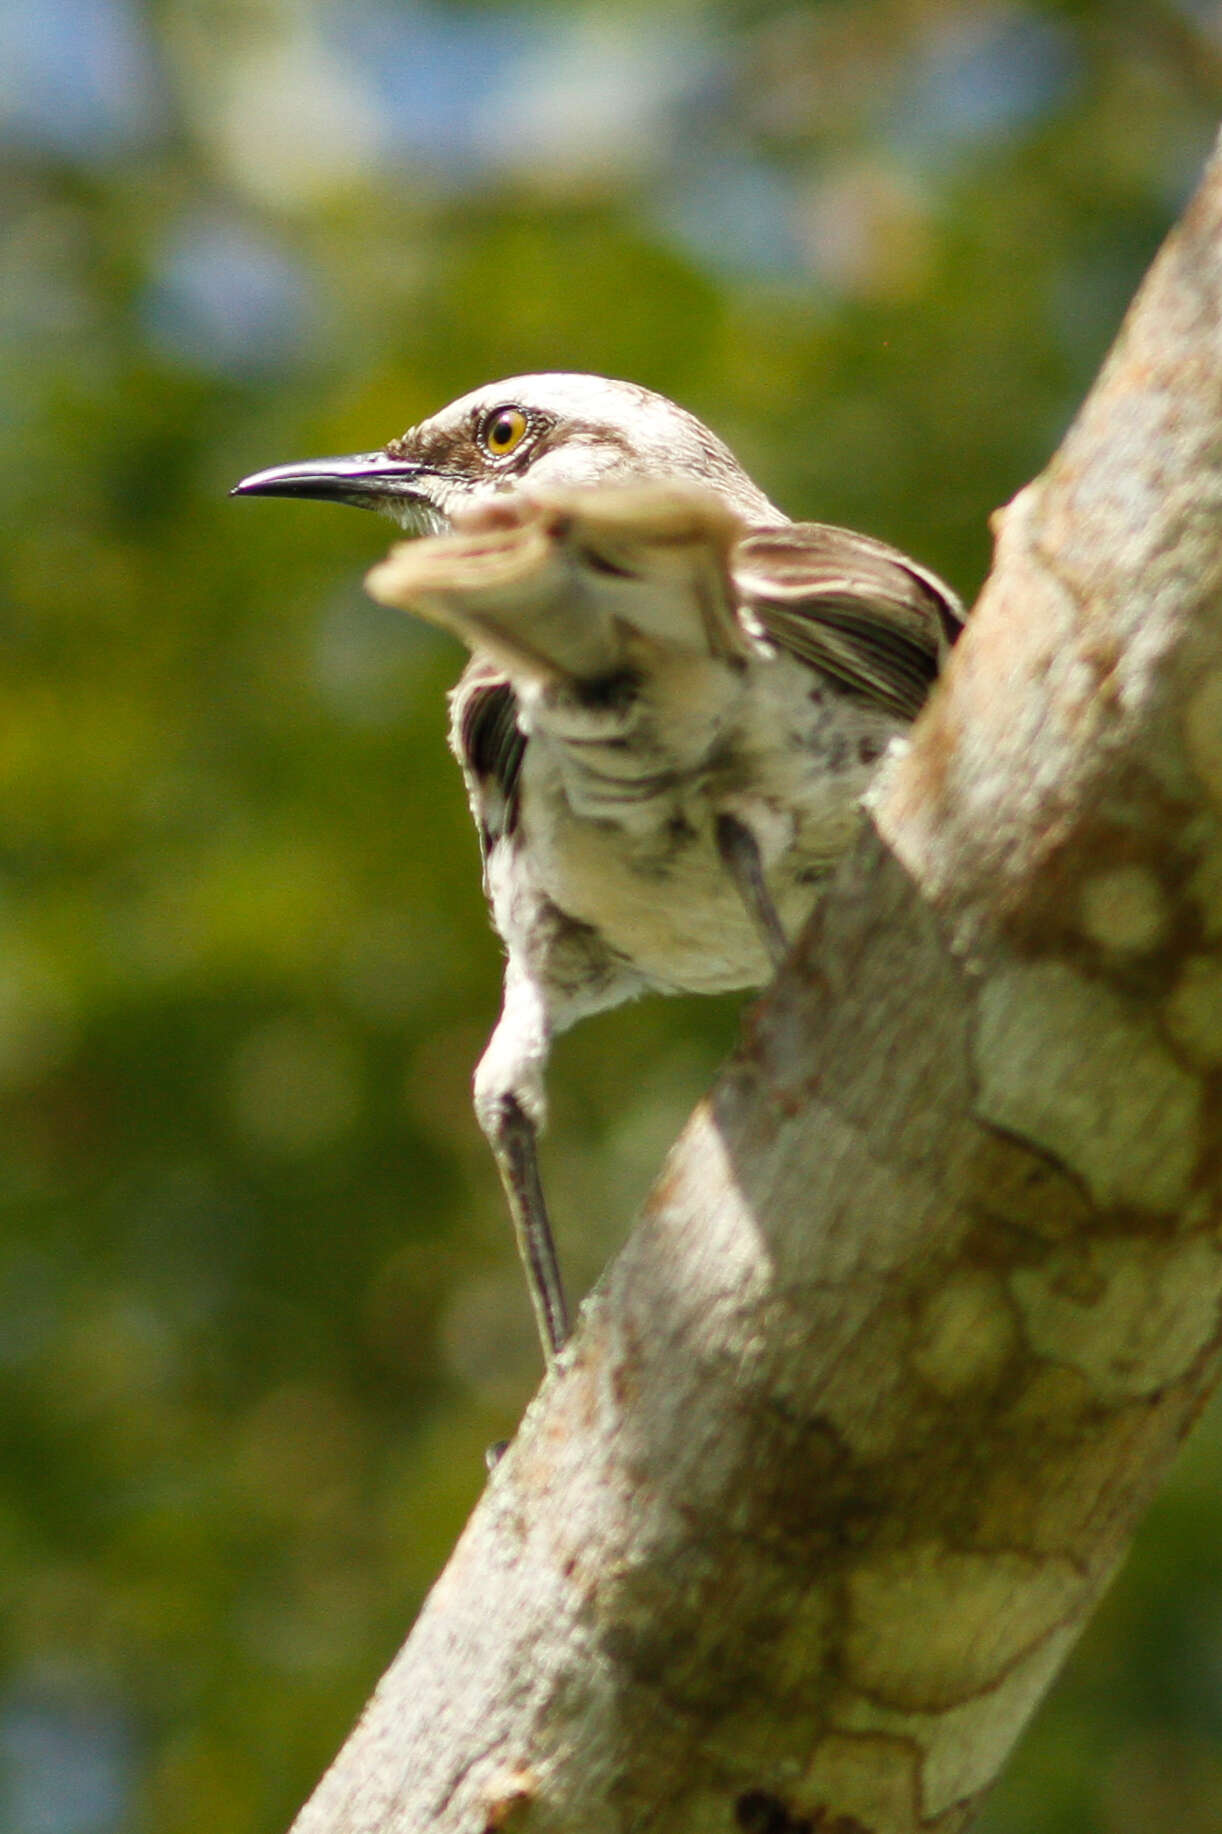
290,130,1222,1834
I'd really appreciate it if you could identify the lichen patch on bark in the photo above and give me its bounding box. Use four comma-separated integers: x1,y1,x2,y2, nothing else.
843,1545,1081,1713
974,961,1202,1211
1009,1234,1222,1401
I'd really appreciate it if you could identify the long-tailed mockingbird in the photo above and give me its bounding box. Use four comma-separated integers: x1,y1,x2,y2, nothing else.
233,373,962,1367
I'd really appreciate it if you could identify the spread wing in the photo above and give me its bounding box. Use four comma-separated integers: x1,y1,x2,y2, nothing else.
366,484,748,688
733,524,964,723
382,493,965,862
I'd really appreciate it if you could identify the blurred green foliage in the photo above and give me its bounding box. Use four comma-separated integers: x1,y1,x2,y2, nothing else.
2,3,1221,1831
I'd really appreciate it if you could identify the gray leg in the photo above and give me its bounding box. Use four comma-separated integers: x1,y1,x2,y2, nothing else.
715,812,789,971
473,968,570,1365
490,1093,569,1361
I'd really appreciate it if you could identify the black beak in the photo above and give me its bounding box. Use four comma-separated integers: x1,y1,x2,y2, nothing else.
230,450,433,516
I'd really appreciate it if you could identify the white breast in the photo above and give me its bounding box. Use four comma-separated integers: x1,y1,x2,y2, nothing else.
494,648,898,1005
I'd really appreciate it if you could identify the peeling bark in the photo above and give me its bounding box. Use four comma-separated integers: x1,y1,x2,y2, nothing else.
290,133,1222,1834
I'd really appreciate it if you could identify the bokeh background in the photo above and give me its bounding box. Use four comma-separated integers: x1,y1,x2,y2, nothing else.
3,3,1222,1831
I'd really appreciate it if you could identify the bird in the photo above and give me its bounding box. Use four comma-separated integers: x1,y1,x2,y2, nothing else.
233,374,963,1368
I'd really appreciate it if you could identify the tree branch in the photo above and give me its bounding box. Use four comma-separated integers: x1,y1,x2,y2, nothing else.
289,131,1222,1834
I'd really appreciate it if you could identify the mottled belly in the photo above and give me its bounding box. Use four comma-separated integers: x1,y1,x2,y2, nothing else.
526,791,854,995
514,657,895,997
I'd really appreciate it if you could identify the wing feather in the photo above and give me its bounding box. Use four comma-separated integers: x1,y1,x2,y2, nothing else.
451,660,525,860
732,524,964,722
439,510,964,863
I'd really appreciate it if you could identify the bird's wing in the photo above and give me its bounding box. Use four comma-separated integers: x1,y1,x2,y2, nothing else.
450,658,525,862
732,523,965,723
364,484,752,687
373,496,965,856
372,484,754,866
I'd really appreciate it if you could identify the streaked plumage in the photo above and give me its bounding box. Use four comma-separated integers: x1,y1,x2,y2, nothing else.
234,374,963,1366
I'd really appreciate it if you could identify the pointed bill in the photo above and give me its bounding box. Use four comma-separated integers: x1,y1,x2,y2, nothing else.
231,452,446,531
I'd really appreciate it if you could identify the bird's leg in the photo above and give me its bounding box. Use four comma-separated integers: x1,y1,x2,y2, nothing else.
715,812,790,972
491,1095,569,1360
473,968,570,1365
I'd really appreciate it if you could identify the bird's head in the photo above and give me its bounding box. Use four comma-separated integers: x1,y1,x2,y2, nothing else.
231,373,782,532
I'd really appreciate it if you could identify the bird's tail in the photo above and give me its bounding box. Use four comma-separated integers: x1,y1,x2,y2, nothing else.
363,484,754,687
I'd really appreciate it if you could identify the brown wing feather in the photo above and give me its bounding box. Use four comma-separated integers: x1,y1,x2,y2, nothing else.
452,659,525,858
732,524,964,722
450,519,963,858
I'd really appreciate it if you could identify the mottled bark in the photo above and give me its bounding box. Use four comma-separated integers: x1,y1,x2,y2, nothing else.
291,134,1222,1834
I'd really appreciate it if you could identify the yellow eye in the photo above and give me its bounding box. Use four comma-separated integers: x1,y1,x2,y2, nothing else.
483,406,529,457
